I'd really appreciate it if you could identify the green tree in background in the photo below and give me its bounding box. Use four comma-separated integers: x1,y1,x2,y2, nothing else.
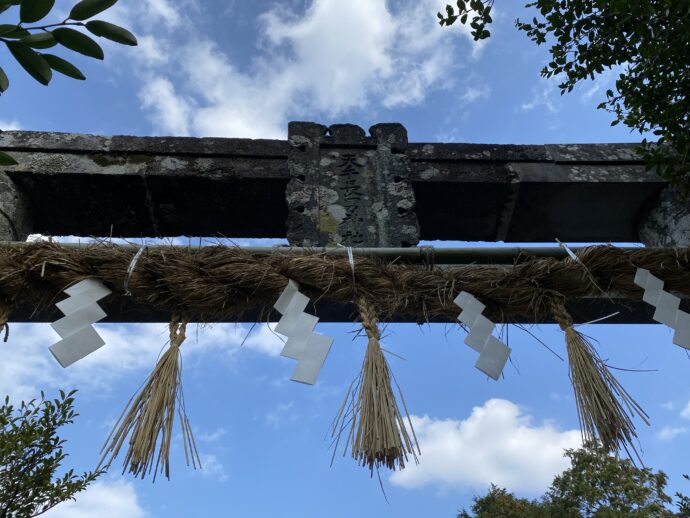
459,442,690,517
0,0,138,165
544,443,673,517
439,1,690,193
0,391,102,517
457,485,545,518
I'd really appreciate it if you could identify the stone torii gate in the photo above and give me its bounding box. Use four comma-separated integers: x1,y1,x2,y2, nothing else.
0,121,687,324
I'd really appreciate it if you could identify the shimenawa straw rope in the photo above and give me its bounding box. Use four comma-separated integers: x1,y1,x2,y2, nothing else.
99,317,200,480
4,242,690,325
331,296,419,474
549,297,649,459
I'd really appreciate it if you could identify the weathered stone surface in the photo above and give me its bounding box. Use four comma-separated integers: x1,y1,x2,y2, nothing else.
0,131,288,157
0,172,32,240
639,186,690,246
0,128,666,242
286,122,420,247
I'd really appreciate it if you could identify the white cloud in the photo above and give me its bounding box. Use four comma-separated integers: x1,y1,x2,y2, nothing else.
100,0,188,31
0,321,284,402
658,426,688,441
0,326,56,401
144,0,183,28
197,427,228,443
390,399,581,494
0,119,21,131
135,35,170,68
681,400,690,420
662,401,675,411
460,86,490,104
43,479,147,518
139,77,192,136
577,68,619,104
579,80,602,103
122,0,480,138
520,81,561,115
195,322,285,357
265,401,297,428
199,453,229,482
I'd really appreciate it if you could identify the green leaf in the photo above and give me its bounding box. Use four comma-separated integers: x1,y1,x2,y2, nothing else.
86,20,137,45
0,24,19,36
42,53,85,80
0,65,8,92
52,28,104,59
20,0,55,23
2,26,30,38
0,1,13,14
68,0,117,21
0,151,17,166
21,32,57,49
6,41,52,85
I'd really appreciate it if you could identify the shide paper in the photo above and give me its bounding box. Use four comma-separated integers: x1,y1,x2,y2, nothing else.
634,268,690,349
274,280,333,384
454,291,511,380
49,278,111,368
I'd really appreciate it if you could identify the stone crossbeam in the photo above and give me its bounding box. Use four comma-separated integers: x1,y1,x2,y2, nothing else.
0,129,666,243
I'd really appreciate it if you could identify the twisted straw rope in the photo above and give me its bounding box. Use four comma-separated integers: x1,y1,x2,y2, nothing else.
1,243,688,324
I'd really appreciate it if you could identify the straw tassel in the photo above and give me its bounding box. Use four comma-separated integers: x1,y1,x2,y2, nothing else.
99,317,200,480
331,296,419,474
0,303,11,342
549,298,649,458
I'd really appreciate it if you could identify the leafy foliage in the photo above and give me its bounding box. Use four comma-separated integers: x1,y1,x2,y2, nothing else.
439,1,690,191
0,0,136,89
0,390,102,517
457,485,546,518
0,0,137,164
545,442,673,517
437,0,494,40
458,442,689,517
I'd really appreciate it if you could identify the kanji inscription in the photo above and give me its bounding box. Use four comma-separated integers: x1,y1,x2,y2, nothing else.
286,122,420,247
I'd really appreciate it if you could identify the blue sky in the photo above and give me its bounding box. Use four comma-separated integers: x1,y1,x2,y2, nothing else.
2,1,689,517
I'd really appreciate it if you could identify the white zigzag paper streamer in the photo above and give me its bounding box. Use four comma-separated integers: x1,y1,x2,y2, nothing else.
49,278,111,368
634,268,690,349
454,291,511,380
274,280,333,385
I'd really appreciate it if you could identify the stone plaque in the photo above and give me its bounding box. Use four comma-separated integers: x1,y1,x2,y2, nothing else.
286,122,420,247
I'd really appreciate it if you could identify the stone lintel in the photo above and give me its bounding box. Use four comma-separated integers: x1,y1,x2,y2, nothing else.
0,129,668,243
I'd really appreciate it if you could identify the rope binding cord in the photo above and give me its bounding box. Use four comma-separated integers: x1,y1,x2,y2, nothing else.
124,245,147,296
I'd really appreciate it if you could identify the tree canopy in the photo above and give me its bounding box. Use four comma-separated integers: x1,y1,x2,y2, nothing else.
0,391,102,517
439,0,690,192
458,442,689,518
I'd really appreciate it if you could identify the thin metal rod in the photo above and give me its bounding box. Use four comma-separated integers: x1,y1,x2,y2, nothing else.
1,241,641,265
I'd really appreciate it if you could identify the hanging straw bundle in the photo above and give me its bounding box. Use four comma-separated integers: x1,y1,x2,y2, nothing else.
0,302,11,342
549,297,649,458
331,296,419,475
99,317,200,480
